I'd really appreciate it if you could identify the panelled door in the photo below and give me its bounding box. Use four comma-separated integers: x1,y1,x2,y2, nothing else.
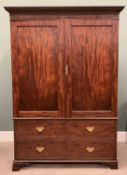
12,19,65,118
12,17,117,118
65,18,117,118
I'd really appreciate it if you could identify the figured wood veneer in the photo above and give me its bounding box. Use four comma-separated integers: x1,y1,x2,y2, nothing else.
14,119,116,140
5,6,124,171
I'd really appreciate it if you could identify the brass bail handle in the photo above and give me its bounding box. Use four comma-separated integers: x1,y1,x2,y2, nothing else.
36,126,44,133
86,147,95,153
86,126,95,132
36,146,45,153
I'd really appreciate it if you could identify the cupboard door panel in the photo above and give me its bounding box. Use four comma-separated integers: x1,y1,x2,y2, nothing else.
71,26,112,111
18,26,58,111
65,19,116,117
12,20,65,117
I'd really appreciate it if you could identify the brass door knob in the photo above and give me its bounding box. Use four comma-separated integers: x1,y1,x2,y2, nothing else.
36,146,45,153
36,126,44,133
86,147,95,153
86,126,95,132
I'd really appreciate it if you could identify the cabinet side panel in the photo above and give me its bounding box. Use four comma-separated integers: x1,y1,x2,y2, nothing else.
10,22,19,117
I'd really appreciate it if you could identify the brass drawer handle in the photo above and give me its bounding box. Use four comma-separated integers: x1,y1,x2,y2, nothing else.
86,126,95,132
86,147,95,153
36,126,44,133
36,146,45,153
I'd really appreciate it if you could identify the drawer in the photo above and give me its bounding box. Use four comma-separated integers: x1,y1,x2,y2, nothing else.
15,120,66,140
15,141,68,160
15,140,116,160
14,119,116,140
66,119,116,139
69,141,116,160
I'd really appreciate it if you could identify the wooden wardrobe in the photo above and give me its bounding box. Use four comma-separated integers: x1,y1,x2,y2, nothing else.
5,6,124,171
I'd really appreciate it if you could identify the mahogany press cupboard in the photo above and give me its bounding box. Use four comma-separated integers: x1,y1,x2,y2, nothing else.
5,6,124,171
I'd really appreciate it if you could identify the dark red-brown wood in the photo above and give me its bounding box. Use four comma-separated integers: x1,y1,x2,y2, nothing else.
10,20,65,118
65,18,117,117
5,6,124,15
5,6,124,171
15,140,116,160
14,119,116,140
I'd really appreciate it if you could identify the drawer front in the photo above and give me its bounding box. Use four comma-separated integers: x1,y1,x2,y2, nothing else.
15,120,66,140
66,120,116,139
15,119,116,140
69,141,116,160
15,141,68,160
15,140,116,160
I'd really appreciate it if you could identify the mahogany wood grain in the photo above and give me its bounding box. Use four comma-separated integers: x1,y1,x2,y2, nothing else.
11,20,65,117
14,119,116,140
12,160,118,171
5,6,124,15
9,15,119,21
65,18,118,117
15,141,68,160
69,142,116,160
9,14,119,119
15,140,116,160
5,6,124,171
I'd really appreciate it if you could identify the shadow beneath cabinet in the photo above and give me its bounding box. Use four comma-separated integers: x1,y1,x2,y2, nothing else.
26,164,108,169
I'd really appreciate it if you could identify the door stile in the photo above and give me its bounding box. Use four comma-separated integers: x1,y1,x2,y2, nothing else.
64,19,72,117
